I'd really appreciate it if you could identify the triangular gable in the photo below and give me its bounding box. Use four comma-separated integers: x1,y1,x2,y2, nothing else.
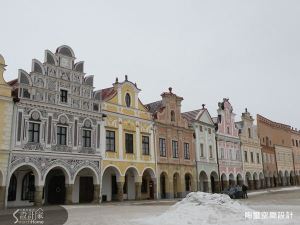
198,109,214,126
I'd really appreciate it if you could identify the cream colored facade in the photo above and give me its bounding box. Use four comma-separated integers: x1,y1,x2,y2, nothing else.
100,76,156,201
275,145,294,186
236,109,264,190
0,54,13,208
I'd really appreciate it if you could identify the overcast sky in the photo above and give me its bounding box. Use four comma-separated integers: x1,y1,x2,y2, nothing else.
1,0,300,127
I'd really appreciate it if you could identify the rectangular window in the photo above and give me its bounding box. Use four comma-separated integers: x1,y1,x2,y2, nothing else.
97,124,100,149
256,153,260,163
244,151,248,162
57,126,67,145
47,116,52,145
230,149,233,160
28,122,40,143
221,148,224,159
60,90,68,103
200,126,203,132
142,136,150,155
172,140,178,158
159,138,166,157
82,129,91,147
184,143,190,159
74,120,78,146
200,143,204,157
125,133,134,153
251,152,254,163
209,145,213,158
208,128,211,134
106,130,115,151
17,112,23,142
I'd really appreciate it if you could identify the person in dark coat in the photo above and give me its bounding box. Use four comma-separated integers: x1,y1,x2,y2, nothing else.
242,184,248,199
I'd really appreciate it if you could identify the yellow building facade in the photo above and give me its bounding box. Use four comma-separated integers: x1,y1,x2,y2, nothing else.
99,76,156,201
0,55,13,208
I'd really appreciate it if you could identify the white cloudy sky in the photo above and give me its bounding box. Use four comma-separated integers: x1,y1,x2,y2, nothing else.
1,0,300,127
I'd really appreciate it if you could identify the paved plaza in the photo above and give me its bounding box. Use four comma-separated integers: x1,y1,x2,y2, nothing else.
63,188,300,225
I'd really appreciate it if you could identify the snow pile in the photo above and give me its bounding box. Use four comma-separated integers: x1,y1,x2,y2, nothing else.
135,192,288,225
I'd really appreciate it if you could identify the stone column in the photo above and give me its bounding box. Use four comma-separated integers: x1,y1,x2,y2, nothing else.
0,186,6,209
34,186,44,206
214,181,221,193
222,180,229,190
65,184,73,204
135,182,142,200
229,180,236,187
93,184,100,204
204,181,210,192
265,177,270,188
117,182,124,201
207,181,212,193
152,179,157,200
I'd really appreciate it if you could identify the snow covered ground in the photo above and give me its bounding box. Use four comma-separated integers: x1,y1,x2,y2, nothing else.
135,191,296,225
64,187,300,225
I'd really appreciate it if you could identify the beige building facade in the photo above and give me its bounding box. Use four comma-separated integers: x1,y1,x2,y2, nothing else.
236,109,264,190
0,55,13,209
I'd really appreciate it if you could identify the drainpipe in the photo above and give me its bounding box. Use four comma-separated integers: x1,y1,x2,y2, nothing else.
215,134,221,192
194,124,199,192
153,123,159,200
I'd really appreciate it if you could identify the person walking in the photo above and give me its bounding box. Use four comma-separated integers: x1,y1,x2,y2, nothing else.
242,184,248,199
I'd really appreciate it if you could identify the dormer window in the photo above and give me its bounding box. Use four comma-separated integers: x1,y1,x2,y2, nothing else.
125,93,131,107
171,110,175,122
60,90,68,103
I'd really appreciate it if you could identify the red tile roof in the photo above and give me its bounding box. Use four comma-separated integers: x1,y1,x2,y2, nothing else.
182,109,204,122
100,87,117,101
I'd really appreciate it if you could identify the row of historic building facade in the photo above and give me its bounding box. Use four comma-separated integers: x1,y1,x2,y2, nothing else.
0,45,299,208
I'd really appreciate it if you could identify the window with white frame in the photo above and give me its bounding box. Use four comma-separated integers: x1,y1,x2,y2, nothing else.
57,126,67,145
200,143,204,157
159,138,166,157
184,143,190,159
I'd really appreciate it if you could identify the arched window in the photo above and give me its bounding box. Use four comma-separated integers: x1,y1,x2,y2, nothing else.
125,93,131,107
185,174,191,191
8,174,17,201
171,110,175,122
21,172,35,201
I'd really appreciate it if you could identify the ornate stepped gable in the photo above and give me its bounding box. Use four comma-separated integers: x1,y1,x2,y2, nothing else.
9,45,103,154
13,45,100,112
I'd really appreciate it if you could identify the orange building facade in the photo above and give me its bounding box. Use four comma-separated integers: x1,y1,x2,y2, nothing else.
257,114,296,187
147,88,196,199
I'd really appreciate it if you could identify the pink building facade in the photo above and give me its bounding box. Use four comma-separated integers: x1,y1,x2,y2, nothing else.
214,98,243,189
